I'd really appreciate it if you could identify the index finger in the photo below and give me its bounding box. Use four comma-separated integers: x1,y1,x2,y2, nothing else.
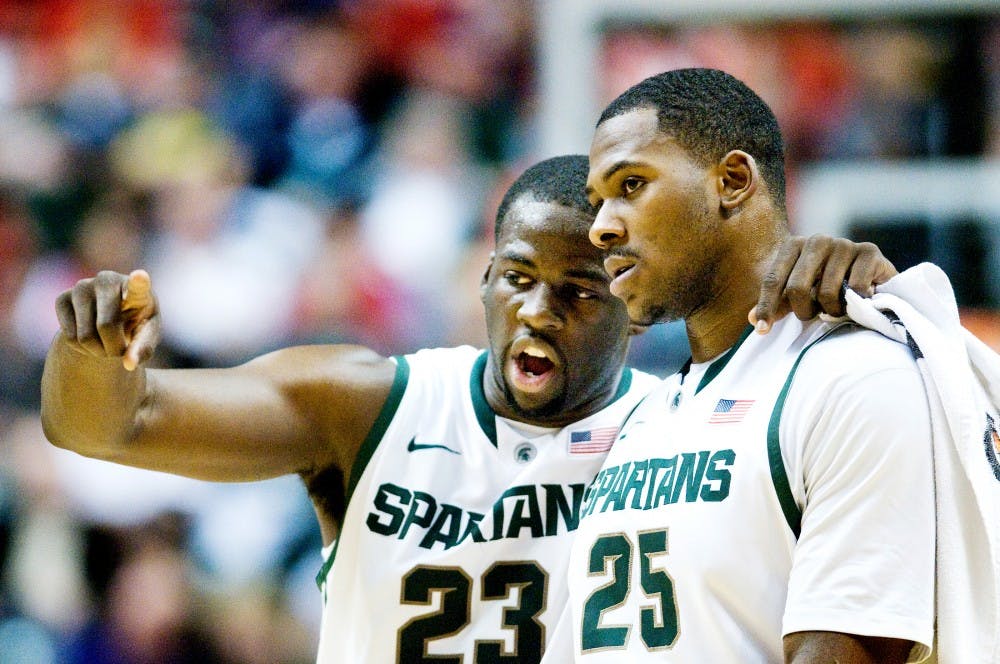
122,269,153,311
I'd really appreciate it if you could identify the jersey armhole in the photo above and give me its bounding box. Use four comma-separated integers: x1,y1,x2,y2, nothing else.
766,325,847,539
317,355,411,588
345,355,411,502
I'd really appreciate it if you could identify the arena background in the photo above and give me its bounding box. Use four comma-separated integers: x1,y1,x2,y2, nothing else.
0,1,996,662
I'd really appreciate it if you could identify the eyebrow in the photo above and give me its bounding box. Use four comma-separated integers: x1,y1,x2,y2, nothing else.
498,250,534,267
585,160,645,197
498,251,609,283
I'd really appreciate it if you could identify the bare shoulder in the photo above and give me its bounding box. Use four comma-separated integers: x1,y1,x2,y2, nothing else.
244,343,398,394
237,344,401,471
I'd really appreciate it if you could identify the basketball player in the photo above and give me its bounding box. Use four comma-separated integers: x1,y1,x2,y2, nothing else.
560,69,935,662
41,155,897,663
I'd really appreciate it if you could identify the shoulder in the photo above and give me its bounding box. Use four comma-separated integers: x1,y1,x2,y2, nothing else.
795,323,921,390
247,343,398,392
780,323,930,455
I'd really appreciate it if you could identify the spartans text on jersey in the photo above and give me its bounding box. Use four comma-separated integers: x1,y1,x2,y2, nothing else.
366,482,588,550
581,449,735,517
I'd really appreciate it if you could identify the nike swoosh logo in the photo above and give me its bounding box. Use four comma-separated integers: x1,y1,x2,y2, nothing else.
406,438,461,455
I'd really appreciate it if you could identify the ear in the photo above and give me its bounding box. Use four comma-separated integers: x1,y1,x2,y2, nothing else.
479,252,495,301
717,150,758,212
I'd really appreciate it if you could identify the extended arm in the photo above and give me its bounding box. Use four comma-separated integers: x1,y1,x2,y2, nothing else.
40,270,395,484
751,235,898,332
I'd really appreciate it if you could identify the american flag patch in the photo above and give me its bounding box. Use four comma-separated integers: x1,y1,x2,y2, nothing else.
708,399,755,424
569,426,618,454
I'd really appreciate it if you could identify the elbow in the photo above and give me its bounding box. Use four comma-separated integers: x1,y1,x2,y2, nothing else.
40,411,83,454
39,409,123,461
40,410,65,448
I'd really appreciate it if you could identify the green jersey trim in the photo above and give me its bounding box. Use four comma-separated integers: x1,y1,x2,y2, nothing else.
766,325,845,538
470,351,499,446
317,354,412,589
695,324,754,395
614,367,634,401
347,355,412,500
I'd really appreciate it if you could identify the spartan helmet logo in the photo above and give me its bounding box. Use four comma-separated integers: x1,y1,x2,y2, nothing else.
514,442,537,464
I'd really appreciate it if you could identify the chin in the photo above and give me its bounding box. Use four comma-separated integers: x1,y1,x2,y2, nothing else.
629,305,684,327
510,393,565,420
628,300,672,328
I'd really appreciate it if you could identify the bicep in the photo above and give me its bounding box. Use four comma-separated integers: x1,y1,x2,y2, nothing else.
784,631,914,664
126,345,397,482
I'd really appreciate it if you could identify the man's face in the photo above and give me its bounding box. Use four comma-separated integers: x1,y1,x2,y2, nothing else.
586,108,724,327
481,195,631,427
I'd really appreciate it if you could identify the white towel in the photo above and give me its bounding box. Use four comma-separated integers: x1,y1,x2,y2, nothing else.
844,262,1000,664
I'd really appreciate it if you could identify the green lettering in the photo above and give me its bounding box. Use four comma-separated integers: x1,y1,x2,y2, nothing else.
502,486,544,538
622,460,648,510
604,462,632,512
644,459,668,510
366,483,410,536
586,466,620,517
653,456,677,508
420,503,463,549
457,511,486,545
701,449,735,501
670,451,709,504
399,490,437,539
544,483,585,534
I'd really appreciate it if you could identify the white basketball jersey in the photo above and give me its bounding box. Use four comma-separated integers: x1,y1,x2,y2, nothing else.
316,346,660,663
563,319,935,662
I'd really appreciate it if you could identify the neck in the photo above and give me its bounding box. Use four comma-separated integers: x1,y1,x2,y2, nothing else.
685,220,787,363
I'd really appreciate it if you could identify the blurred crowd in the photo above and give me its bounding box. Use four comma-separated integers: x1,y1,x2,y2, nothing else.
0,2,996,662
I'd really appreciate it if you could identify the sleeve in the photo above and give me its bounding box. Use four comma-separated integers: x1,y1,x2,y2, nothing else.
779,345,935,662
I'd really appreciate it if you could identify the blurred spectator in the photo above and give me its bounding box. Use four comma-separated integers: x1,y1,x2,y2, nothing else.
357,87,484,348
62,514,224,664
110,109,326,365
0,191,44,410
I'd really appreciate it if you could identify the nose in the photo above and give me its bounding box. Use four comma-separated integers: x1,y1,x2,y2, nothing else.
516,284,564,331
589,203,625,250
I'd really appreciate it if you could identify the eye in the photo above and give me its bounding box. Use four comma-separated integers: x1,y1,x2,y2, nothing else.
503,271,532,287
622,176,644,195
569,285,596,300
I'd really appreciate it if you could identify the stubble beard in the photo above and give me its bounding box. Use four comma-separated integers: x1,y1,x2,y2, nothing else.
630,211,724,327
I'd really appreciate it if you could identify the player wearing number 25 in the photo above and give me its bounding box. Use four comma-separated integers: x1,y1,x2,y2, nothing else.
558,68,935,663
40,149,896,662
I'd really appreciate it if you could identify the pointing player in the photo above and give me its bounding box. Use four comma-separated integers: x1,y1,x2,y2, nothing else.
41,154,896,662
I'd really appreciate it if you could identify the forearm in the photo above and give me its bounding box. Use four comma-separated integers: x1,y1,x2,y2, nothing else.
40,332,149,457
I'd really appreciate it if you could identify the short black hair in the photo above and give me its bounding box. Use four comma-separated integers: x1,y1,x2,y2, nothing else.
599,68,786,211
494,155,595,241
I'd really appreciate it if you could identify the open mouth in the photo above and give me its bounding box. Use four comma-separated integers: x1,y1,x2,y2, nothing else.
508,336,560,394
515,346,555,376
